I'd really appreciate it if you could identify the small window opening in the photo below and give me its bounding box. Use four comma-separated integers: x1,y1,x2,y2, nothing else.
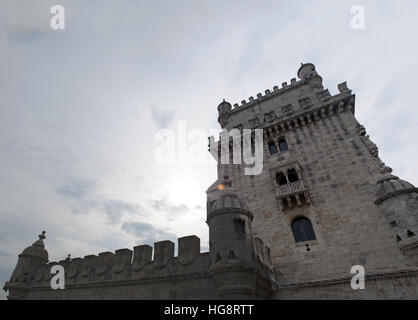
288,169,299,183
268,141,278,155
278,138,289,152
234,219,245,234
276,172,288,186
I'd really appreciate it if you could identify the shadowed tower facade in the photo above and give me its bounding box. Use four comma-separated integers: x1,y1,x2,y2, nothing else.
207,63,418,299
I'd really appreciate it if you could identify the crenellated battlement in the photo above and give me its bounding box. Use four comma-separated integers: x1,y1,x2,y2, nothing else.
24,235,214,291
232,78,304,112
217,63,354,132
6,226,277,300
232,81,351,115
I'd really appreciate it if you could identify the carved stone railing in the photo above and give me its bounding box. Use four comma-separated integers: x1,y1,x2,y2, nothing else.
276,180,306,198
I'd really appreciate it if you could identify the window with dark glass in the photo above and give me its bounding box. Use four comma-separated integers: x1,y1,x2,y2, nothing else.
276,172,288,186
234,219,245,234
288,169,299,183
292,218,316,243
278,138,289,152
268,141,278,155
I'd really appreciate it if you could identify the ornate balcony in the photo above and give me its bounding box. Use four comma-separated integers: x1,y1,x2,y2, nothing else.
276,180,309,199
275,180,310,210
276,180,306,198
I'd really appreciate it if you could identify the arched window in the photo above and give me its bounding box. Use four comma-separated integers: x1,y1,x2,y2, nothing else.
268,141,278,155
292,218,316,243
278,138,288,152
276,172,288,186
288,169,299,183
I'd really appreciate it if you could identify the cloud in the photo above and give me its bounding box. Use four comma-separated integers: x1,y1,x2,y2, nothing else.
150,199,189,213
150,199,191,222
121,221,177,245
103,200,141,225
56,179,93,199
56,179,143,224
0,252,11,257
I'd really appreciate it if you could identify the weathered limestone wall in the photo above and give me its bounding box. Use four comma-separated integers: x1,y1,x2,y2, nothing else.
26,273,218,300
225,103,415,285
275,272,418,300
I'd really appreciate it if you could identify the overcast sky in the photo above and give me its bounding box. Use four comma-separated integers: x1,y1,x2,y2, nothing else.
1,0,418,299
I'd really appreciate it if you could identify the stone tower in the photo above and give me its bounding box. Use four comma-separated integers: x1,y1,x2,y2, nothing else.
207,63,418,299
207,177,275,299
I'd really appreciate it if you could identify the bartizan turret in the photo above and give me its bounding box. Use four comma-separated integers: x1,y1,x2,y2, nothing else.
375,165,418,262
3,231,48,300
206,177,276,299
297,62,324,90
217,99,232,128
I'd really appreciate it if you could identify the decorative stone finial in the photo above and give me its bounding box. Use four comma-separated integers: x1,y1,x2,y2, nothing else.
380,164,393,175
357,125,366,136
39,231,46,240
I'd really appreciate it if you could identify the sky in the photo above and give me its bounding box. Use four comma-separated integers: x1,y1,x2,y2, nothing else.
1,0,418,299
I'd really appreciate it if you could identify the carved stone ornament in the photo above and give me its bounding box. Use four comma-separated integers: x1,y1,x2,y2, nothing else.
281,104,294,116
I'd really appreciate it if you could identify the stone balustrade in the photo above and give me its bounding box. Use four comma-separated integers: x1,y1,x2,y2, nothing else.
276,180,306,198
